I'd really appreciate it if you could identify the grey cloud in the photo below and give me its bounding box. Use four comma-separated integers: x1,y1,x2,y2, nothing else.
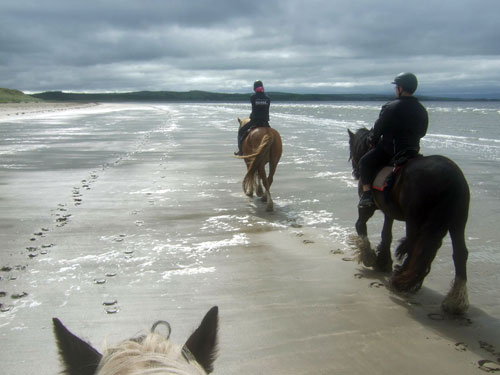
1,0,499,96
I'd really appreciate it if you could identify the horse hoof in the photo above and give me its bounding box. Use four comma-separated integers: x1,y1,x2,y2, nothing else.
389,280,406,293
390,275,423,293
441,279,469,314
441,302,468,315
356,240,376,267
375,258,393,273
361,253,376,267
349,234,376,267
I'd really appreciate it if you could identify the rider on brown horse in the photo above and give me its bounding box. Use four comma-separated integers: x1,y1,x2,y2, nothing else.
234,80,271,156
358,72,429,208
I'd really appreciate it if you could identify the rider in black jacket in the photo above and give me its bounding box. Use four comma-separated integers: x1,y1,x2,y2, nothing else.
358,72,429,208
235,80,271,155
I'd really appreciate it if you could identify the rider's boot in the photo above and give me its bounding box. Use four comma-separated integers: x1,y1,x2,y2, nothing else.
358,190,375,208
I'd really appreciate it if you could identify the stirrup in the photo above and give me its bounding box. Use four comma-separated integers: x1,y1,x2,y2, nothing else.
358,192,375,208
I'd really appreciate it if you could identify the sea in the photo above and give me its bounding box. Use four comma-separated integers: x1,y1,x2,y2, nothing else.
0,100,499,321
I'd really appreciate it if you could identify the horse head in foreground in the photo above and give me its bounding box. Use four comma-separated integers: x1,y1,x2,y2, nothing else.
236,117,282,211
348,128,470,314
53,306,218,375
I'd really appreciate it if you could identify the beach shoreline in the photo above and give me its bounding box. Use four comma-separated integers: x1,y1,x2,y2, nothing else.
0,101,100,119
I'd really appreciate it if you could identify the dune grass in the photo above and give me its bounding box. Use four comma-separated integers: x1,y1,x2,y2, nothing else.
0,88,41,103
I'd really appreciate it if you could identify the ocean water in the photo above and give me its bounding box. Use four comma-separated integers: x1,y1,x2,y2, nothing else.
0,100,499,321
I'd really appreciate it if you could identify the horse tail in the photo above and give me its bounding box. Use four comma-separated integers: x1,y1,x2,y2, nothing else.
392,157,470,292
393,216,448,292
242,134,273,196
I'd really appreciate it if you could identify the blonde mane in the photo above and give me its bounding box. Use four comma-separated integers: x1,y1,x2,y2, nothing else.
97,332,206,375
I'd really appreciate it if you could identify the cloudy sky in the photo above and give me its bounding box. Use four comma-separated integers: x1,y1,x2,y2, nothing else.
1,0,499,97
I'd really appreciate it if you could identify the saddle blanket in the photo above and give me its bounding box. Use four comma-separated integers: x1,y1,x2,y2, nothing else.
372,166,394,191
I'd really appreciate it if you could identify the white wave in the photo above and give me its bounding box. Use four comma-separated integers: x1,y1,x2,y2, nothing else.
160,266,216,280
0,144,50,155
194,233,249,253
301,210,334,225
312,171,358,187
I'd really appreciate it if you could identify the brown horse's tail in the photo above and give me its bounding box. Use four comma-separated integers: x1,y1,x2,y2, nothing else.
241,134,273,196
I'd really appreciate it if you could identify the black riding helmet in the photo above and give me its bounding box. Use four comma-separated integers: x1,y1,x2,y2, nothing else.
253,80,264,90
392,72,418,94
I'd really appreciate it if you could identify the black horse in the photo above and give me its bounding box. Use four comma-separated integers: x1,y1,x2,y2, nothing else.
348,128,470,314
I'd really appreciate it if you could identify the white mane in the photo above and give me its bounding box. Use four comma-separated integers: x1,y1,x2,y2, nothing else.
97,332,206,375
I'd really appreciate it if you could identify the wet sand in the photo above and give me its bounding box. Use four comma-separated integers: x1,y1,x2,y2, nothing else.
0,103,499,374
0,101,99,119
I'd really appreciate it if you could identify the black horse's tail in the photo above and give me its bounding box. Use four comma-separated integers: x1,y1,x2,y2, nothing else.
393,213,449,292
392,156,470,292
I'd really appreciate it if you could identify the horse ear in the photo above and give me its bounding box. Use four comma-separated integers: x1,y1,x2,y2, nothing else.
348,129,354,139
238,117,242,125
52,318,102,375
183,306,219,374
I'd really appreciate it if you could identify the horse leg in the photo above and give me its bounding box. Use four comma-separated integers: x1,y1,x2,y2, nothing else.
262,159,278,210
375,216,393,272
243,159,254,197
256,178,264,197
353,206,377,267
265,191,273,211
442,222,469,314
258,164,273,211
263,159,277,197
267,159,277,188
355,206,375,237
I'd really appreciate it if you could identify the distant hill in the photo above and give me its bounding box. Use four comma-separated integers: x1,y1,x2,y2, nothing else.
28,89,500,103
32,90,400,102
0,88,42,103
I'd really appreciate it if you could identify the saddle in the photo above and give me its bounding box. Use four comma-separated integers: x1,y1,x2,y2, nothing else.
241,123,271,145
372,150,422,194
247,122,270,133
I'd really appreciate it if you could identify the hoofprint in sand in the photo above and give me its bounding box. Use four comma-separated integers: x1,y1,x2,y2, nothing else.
0,102,498,374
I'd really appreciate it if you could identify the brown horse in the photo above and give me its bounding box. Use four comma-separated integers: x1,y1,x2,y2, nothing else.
235,118,282,211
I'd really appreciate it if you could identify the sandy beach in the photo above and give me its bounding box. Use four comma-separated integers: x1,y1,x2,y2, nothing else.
0,101,100,119
0,102,499,374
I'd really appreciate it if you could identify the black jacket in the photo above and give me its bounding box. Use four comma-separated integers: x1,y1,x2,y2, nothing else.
250,92,271,124
372,96,428,155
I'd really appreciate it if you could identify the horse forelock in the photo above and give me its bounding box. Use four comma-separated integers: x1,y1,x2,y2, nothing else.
97,332,206,375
